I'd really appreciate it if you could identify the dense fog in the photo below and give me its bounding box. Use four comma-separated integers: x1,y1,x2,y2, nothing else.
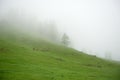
0,0,120,61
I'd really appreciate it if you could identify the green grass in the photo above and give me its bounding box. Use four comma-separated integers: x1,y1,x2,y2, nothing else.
0,28,120,80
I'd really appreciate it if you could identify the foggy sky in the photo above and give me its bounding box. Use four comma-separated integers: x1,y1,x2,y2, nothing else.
0,0,120,61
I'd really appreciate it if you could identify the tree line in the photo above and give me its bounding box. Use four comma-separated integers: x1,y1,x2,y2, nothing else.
0,12,70,47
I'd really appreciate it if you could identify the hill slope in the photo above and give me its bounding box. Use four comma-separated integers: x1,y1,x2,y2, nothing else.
0,29,120,80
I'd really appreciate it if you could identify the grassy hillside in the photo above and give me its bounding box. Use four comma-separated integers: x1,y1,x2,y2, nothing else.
0,28,120,80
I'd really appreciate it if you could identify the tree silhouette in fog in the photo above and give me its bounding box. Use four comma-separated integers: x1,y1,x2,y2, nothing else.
61,33,70,46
